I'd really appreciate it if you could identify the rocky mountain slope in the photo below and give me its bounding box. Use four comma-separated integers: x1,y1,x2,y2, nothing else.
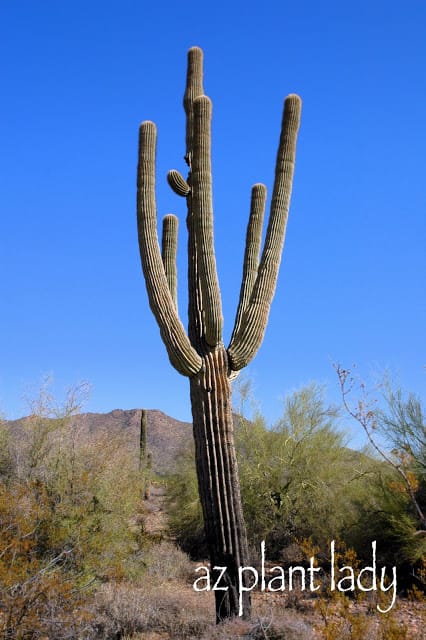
6,408,193,475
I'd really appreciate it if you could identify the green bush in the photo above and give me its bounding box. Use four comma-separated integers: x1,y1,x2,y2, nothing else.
167,382,423,581
336,368,426,581
1,382,149,578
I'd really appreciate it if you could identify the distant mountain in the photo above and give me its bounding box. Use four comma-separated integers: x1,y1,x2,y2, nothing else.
6,409,193,475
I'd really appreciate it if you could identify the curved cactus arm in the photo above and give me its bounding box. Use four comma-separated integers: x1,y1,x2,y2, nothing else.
192,94,223,347
137,120,202,377
161,214,178,309
229,183,267,351
167,169,190,197
228,94,302,371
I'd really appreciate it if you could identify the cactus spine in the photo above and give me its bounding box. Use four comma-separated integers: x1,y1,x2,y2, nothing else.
137,47,301,621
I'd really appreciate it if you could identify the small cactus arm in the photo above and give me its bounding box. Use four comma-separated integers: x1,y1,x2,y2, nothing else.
161,214,178,309
136,46,301,621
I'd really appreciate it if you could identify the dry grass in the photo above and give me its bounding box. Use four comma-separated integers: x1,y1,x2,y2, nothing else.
89,579,213,639
83,553,425,640
88,577,317,640
143,540,194,582
3,540,421,639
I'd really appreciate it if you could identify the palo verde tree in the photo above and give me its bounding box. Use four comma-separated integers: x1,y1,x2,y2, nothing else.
136,46,301,621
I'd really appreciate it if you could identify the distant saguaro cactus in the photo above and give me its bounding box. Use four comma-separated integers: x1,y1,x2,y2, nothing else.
139,408,147,470
137,47,301,621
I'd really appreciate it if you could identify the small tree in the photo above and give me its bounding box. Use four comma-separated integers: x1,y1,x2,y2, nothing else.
336,365,426,577
336,366,426,531
137,47,301,620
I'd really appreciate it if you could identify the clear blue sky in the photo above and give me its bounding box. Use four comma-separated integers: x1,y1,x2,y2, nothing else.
1,1,425,440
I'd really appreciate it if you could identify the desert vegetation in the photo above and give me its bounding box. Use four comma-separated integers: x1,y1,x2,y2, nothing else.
0,382,147,638
168,380,425,576
1,376,423,638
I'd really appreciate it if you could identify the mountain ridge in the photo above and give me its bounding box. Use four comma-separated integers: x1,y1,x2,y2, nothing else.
5,408,193,475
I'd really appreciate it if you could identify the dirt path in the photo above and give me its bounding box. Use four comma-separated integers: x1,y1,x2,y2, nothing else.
143,482,170,539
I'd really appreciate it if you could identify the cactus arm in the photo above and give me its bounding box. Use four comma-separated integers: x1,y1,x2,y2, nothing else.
137,120,202,377
161,214,178,309
191,94,223,347
227,95,302,371
183,48,206,346
184,47,204,165
229,183,267,350
167,169,190,196
184,47,223,348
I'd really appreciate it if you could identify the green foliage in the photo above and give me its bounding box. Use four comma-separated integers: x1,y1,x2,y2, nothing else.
167,381,425,583
48,428,144,579
0,381,151,637
375,386,426,570
0,420,13,480
336,367,426,577
379,385,425,475
0,479,90,637
6,388,145,578
236,384,385,556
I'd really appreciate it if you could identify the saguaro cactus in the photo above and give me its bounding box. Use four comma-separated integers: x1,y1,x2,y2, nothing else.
139,408,147,471
137,47,301,621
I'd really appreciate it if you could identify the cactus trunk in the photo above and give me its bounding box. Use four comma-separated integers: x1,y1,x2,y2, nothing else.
190,346,250,620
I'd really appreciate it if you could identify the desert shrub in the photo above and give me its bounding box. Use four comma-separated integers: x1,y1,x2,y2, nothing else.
337,368,426,583
236,385,373,554
197,615,314,640
314,593,411,640
0,480,94,639
0,381,152,636
90,581,211,639
45,426,145,579
3,382,147,581
372,386,426,572
0,420,13,481
143,540,194,582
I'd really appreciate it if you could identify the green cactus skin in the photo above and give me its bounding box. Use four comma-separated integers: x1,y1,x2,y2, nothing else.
230,183,267,350
167,169,190,196
191,94,223,347
136,46,301,621
161,214,178,308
